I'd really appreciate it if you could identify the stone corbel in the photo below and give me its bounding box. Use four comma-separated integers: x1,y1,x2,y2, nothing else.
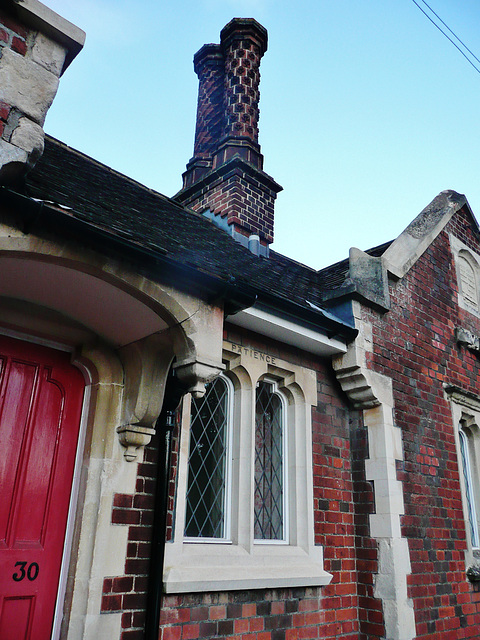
173,356,224,398
117,424,157,463
117,334,175,462
456,326,480,353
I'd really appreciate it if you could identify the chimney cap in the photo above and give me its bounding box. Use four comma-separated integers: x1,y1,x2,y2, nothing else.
193,43,223,75
220,18,268,57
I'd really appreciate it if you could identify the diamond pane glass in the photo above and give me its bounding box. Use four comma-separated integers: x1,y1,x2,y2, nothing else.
185,377,229,538
254,382,284,540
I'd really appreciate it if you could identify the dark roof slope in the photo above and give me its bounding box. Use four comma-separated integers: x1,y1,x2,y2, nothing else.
15,136,380,334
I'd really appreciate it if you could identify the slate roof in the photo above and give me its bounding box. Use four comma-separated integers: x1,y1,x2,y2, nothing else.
17,136,388,332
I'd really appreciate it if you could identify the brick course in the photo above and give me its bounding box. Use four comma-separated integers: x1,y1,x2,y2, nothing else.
101,440,159,639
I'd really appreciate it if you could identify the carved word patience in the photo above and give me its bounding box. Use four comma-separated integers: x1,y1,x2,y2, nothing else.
230,342,277,365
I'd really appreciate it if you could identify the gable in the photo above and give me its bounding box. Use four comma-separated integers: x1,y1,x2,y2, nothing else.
383,190,479,280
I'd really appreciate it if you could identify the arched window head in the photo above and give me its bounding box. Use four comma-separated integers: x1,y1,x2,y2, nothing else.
459,254,478,309
185,375,231,539
254,380,286,542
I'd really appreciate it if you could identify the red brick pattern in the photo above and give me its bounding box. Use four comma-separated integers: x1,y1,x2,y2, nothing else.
159,587,361,640
362,206,480,638
0,10,30,56
222,38,263,143
193,44,225,159
0,100,10,138
154,325,364,640
101,442,158,640
183,166,276,243
99,208,480,639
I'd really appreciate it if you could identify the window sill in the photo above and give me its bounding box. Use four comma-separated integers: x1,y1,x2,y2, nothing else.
163,541,332,593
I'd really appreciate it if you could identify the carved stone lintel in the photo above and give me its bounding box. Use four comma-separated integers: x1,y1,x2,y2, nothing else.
117,423,156,462
174,358,224,398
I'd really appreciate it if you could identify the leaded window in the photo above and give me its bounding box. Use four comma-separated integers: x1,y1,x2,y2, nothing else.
185,376,230,539
254,381,285,541
459,425,480,548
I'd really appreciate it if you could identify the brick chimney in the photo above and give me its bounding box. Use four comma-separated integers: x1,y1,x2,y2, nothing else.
175,18,282,256
0,0,85,183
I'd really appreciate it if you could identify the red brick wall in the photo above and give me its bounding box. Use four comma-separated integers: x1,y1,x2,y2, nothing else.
101,441,159,640
349,417,384,639
157,325,366,640
193,44,225,160
362,207,480,638
181,166,276,243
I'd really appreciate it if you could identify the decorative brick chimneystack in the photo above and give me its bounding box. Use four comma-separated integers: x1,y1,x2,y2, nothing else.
175,18,282,255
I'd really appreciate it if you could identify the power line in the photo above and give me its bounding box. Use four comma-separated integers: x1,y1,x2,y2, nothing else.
411,0,480,75
418,0,480,66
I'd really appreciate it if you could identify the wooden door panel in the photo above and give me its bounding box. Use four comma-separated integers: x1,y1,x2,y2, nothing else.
0,359,37,547
0,336,85,640
0,595,34,640
14,368,64,547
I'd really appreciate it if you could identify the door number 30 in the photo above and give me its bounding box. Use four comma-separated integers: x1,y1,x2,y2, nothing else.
12,561,39,582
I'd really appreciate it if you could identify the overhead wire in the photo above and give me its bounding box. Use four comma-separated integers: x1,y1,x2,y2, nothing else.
418,0,480,66
411,0,480,75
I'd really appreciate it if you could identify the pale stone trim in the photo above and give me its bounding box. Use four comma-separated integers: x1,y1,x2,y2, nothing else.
65,344,130,640
10,0,85,57
384,190,469,280
444,387,480,569
333,301,416,640
450,234,480,317
227,305,348,357
163,343,332,593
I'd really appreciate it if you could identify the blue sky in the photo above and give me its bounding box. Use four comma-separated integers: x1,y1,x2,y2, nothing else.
44,0,480,269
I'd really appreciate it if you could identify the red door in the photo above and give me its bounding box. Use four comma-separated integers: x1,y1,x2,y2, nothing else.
0,336,85,640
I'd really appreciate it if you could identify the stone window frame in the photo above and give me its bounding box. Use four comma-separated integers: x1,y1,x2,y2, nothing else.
450,234,480,315
162,341,332,593
184,373,234,542
253,378,288,544
446,386,480,568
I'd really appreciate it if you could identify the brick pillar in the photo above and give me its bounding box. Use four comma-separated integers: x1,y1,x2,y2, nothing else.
183,44,224,188
193,44,224,159
220,18,267,147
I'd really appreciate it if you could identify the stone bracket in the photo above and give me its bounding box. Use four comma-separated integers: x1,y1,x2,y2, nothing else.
456,326,480,353
174,356,224,399
117,334,175,462
116,424,156,463
117,334,224,461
